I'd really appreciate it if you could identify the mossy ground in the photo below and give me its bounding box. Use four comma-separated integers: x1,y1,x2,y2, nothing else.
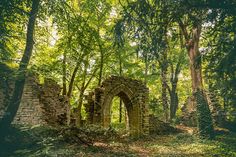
0,125,236,157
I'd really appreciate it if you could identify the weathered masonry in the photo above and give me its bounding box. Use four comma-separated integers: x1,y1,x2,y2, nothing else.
0,75,45,125
0,73,67,126
85,76,149,136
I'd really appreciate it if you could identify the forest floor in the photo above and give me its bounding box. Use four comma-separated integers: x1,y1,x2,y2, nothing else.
0,125,236,157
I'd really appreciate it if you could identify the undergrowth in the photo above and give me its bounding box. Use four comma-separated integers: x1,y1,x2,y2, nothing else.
0,125,235,157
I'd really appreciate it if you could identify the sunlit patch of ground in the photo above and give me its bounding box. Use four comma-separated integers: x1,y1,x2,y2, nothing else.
0,126,236,157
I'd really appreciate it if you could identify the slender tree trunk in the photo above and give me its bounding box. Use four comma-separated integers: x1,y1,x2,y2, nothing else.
160,52,168,122
157,29,170,122
98,48,104,86
170,91,178,120
67,63,79,98
169,60,181,121
0,0,40,135
118,49,123,123
66,63,79,126
169,88,178,120
97,33,104,86
76,88,85,127
62,51,67,95
144,53,148,85
161,70,168,122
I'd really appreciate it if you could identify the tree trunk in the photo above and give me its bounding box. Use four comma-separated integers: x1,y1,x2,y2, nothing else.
144,52,148,85
76,88,85,127
179,21,214,139
118,49,123,123
160,52,169,122
161,71,168,122
97,33,104,86
169,89,178,120
188,30,203,93
0,0,40,135
98,48,104,86
191,27,214,139
169,59,181,121
62,51,67,95
66,63,79,126
67,63,79,98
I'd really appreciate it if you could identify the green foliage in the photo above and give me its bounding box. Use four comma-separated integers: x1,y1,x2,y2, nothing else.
203,3,236,124
0,0,29,62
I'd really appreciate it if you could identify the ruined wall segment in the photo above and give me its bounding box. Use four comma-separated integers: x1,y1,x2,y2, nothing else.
0,71,67,126
13,76,45,125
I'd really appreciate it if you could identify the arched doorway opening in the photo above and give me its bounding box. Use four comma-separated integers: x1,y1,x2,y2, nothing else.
110,96,128,133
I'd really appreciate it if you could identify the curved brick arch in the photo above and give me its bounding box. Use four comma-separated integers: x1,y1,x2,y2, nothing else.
84,76,149,136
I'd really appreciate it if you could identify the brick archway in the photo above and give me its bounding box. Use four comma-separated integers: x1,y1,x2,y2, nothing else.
85,76,149,136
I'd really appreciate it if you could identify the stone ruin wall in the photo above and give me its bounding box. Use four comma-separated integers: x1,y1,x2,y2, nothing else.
0,75,67,126
13,76,45,125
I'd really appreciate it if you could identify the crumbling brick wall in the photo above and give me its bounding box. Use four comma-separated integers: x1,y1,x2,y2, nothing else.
39,78,67,126
0,70,67,126
13,76,45,125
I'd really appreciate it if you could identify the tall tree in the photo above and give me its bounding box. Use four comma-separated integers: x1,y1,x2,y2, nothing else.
0,0,40,135
177,8,215,138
